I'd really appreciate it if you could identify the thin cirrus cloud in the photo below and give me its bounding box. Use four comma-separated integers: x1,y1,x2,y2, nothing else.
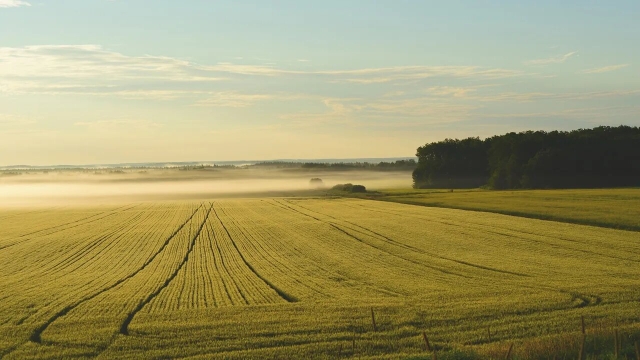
194,92,274,108
525,51,577,65
427,86,477,98
320,66,523,84
1,44,637,130
0,45,227,99
580,64,629,74
0,45,225,82
280,96,478,126
0,0,30,7
468,90,640,102
195,92,312,107
0,45,526,100
203,63,524,82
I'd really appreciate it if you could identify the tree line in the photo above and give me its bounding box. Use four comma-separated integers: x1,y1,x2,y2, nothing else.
413,126,640,189
254,160,416,171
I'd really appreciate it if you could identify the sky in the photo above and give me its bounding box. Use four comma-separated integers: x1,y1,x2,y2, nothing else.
0,0,639,166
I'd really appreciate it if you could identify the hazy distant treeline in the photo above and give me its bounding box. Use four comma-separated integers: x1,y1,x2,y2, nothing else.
1,161,417,175
254,159,417,171
413,126,640,189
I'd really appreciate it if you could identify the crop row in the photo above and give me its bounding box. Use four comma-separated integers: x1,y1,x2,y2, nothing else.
0,203,202,354
2,198,640,359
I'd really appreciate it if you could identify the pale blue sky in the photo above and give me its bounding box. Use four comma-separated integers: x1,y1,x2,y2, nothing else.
1,0,638,165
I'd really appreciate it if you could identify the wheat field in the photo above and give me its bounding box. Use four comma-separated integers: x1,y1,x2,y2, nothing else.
1,198,639,359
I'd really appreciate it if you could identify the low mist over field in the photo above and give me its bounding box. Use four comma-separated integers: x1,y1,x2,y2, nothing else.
3,2,639,359
0,166,412,206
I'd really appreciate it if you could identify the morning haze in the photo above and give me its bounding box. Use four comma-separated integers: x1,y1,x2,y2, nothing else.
1,1,639,359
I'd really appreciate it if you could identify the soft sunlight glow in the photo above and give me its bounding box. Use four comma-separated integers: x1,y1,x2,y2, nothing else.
0,1,637,166
0,0,30,8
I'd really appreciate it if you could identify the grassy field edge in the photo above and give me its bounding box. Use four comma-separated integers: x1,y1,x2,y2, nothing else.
373,197,639,232
346,188,640,232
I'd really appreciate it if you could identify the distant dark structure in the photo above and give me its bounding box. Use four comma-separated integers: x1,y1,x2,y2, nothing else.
309,178,325,189
413,125,640,189
332,183,367,193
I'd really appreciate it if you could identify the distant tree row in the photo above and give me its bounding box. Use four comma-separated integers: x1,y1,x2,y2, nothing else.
413,126,640,189
254,160,416,171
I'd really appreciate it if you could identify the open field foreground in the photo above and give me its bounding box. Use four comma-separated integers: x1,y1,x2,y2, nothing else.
1,198,639,359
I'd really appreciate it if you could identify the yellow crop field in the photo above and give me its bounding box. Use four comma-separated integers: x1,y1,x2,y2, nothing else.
373,188,640,231
1,198,639,359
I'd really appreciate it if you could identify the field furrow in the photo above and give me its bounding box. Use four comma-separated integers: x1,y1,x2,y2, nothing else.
25,204,202,343
0,204,139,251
2,196,640,360
0,206,154,326
143,203,290,311
119,204,212,334
0,203,202,357
284,199,531,278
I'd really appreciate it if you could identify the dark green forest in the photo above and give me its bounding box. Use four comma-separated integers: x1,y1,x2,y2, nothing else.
413,126,640,189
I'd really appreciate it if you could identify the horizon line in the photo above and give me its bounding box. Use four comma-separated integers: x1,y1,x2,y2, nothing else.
0,156,417,170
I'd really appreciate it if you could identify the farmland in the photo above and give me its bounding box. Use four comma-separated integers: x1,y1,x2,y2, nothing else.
370,188,640,231
1,198,640,359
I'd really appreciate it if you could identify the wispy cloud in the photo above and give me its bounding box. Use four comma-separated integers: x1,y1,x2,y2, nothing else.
580,64,629,74
470,90,640,102
525,51,577,65
324,66,522,84
483,106,640,122
0,44,527,103
200,63,523,83
360,99,477,121
0,45,226,81
427,86,477,98
194,92,273,107
0,0,30,8
0,45,525,82
281,96,477,127
0,45,231,101
279,98,361,127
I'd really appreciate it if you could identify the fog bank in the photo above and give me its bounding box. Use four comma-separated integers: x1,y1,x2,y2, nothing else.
0,169,412,207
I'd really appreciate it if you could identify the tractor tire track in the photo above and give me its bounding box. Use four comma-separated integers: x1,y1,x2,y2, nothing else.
4,206,171,300
208,219,249,305
0,204,139,252
211,206,297,303
5,207,150,285
328,201,539,277
49,208,161,277
24,204,204,344
293,199,529,278
273,200,472,278
4,204,136,241
346,201,640,265
44,210,147,275
217,205,328,300
119,203,212,335
204,220,231,306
